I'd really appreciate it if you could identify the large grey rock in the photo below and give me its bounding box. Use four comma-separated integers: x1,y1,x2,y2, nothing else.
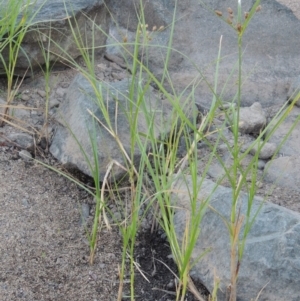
172,176,300,301
50,73,185,180
107,0,300,107
0,0,109,75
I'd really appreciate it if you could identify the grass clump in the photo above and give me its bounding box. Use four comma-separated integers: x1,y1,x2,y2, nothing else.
44,0,299,299
0,0,37,126
3,0,299,300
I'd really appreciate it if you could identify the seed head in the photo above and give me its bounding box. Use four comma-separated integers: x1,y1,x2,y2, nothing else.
256,5,262,12
215,10,223,17
158,25,164,31
227,7,233,15
236,22,242,32
226,17,232,25
244,12,249,19
152,25,157,31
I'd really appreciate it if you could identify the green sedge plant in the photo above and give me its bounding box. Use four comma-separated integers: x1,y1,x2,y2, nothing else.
30,0,300,300
201,0,300,300
0,0,37,126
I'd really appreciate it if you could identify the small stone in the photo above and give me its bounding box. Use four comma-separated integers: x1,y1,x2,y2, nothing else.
110,62,123,71
10,104,30,119
21,198,30,207
166,279,175,289
256,181,263,188
49,98,60,109
19,150,33,161
104,53,126,68
111,72,126,81
60,82,69,89
237,102,266,135
112,211,122,222
55,87,66,98
21,94,30,101
250,142,277,160
264,156,300,191
257,160,266,170
97,63,107,71
37,90,46,98
8,133,34,150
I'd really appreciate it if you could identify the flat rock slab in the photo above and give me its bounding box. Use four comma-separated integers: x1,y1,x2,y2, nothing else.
0,0,108,75
172,176,300,301
108,0,300,107
50,73,178,180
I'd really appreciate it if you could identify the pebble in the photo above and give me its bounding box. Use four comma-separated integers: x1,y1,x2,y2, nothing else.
104,53,126,69
166,279,175,289
112,211,122,222
237,102,266,135
49,98,60,109
21,198,30,207
8,133,34,150
37,90,46,98
250,142,277,160
257,160,266,170
111,72,125,80
110,62,123,71
56,87,66,98
10,104,31,118
21,94,30,101
19,150,33,161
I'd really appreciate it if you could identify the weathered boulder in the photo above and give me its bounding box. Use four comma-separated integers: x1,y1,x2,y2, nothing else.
172,176,300,301
0,0,109,75
107,0,300,107
50,73,187,180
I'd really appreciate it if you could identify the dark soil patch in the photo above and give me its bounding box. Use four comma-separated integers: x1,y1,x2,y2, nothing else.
132,231,210,301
